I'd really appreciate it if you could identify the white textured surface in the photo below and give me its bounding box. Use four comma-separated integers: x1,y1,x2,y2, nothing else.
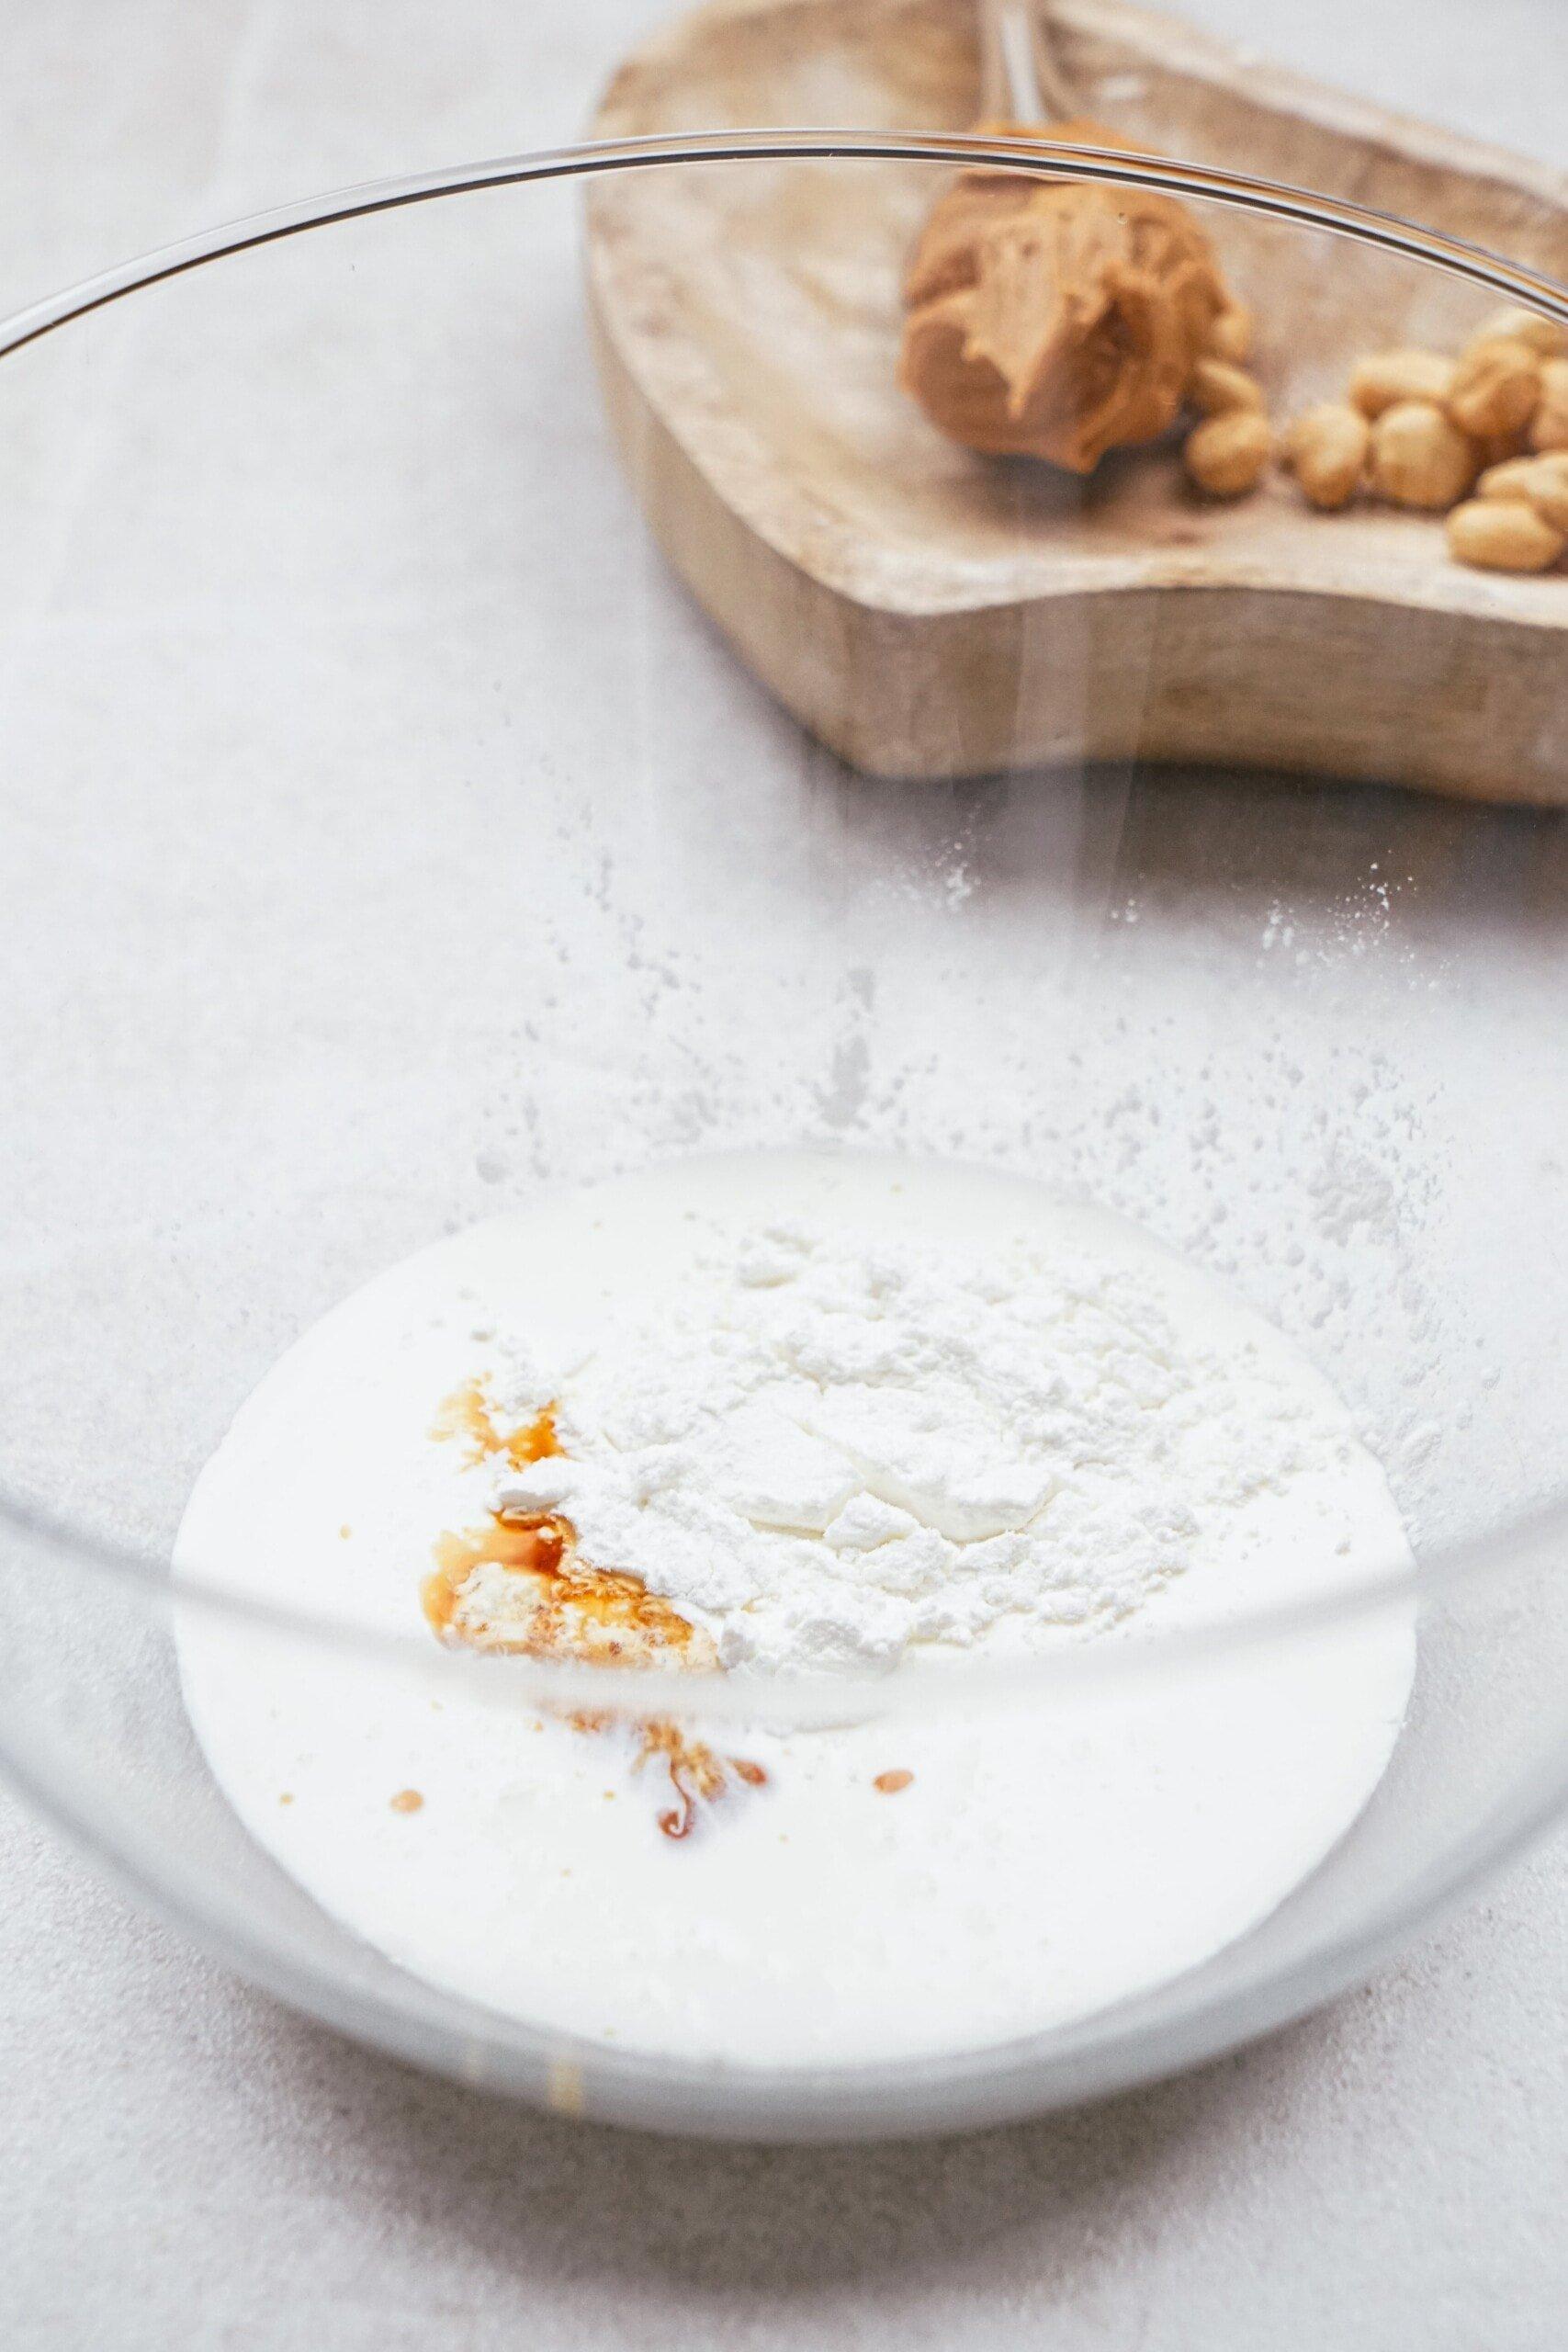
3,0,1568,2343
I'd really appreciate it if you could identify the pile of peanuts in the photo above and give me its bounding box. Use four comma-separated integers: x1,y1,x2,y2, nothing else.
1179,302,1568,574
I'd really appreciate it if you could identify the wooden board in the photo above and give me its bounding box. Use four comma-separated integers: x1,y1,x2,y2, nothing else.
586,0,1568,797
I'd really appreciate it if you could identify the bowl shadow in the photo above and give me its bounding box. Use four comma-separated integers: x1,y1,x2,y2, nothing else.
239,1990,1351,2301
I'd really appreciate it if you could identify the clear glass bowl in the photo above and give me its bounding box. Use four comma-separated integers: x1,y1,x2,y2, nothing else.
2,135,1566,2141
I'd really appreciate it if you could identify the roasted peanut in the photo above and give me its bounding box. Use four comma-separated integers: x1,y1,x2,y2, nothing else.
1348,349,1457,417
1477,454,1550,498
1446,498,1565,572
1284,401,1371,509
1203,300,1254,365
1184,408,1271,496
1447,336,1541,440
1471,305,1568,360
1369,401,1477,509
1476,451,1568,533
1529,358,1568,452
1188,356,1266,415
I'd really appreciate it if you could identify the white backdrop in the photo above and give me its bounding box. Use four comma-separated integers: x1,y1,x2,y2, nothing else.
2,3,1566,2346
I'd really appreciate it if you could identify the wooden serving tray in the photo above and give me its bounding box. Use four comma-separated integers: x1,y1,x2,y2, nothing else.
586,0,1568,797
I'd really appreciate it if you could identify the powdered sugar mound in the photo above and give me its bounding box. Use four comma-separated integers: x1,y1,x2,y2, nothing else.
491,1220,1347,1676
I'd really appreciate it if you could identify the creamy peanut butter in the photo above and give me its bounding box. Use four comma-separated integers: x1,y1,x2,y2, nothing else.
900,121,1234,474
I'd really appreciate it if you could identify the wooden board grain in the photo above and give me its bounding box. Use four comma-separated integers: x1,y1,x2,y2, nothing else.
586,0,1568,797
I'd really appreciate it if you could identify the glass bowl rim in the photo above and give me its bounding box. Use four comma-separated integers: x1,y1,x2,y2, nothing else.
2,130,1564,1716
3,125,1567,368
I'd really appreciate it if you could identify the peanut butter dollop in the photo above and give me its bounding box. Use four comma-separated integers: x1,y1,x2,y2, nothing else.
900,121,1234,474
